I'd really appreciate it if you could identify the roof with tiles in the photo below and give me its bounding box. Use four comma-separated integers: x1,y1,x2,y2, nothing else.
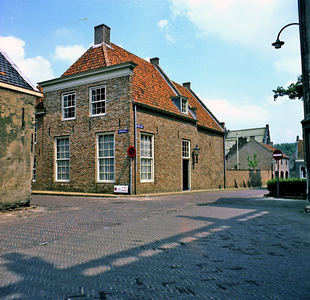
261,143,289,158
62,36,223,133
0,50,35,91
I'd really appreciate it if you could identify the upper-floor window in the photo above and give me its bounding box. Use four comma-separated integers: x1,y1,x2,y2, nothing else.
90,86,106,116
62,92,76,120
181,98,188,114
34,119,37,144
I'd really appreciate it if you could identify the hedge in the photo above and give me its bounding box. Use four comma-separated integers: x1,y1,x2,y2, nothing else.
266,178,307,198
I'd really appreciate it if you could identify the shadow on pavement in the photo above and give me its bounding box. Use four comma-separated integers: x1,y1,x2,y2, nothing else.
1,198,310,299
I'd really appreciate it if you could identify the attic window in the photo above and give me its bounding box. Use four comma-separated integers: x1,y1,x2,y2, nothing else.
181,98,188,114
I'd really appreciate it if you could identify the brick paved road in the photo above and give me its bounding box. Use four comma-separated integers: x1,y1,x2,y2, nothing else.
0,189,310,299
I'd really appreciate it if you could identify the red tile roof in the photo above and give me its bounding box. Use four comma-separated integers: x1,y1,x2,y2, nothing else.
62,43,223,132
261,143,289,158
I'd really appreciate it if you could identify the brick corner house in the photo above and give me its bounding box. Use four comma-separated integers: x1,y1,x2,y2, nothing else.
33,24,225,195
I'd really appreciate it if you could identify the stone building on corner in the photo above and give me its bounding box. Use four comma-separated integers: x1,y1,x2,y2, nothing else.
0,50,42,209
34,24,225,195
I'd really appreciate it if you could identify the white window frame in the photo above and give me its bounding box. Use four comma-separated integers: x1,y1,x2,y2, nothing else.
181,98,188,114
62,92,76,120
90,86,106,117
97,133,115,182
32,157,37,182
55,137,70,182
34,119,37,144
182,140,191,159
140,133,154,182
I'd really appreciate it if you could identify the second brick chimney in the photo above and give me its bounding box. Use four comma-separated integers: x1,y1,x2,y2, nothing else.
94,24,111,45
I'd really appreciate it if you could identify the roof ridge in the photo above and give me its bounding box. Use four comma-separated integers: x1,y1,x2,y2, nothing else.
101,44,110,66
153,64,178,96
0,48,38,91
178,82,224,132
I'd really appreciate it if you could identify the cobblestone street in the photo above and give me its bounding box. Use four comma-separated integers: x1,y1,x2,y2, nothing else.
0,189,310,299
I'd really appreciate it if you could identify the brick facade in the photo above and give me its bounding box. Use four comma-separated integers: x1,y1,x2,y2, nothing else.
33,24,225,195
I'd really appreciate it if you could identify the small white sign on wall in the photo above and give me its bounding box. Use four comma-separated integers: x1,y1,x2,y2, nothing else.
114,185,129,194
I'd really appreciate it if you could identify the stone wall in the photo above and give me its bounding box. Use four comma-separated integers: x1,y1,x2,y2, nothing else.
226,169,272,188
0,88,35,209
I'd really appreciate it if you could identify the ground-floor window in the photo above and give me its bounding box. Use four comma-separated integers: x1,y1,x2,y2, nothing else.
181,140,190,159
141,133,154,182
97,133,115,182
32,157,36,182
301,166,306,178
55,137,70,182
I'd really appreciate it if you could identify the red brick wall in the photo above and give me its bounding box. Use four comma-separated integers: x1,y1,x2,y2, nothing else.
226,169,272,188
34,76,225,195
135,107,224,194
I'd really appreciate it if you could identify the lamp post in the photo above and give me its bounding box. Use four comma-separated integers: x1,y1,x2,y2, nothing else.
236,133,239,169
272,0,310,209
271,23,299,49
298,0,310,210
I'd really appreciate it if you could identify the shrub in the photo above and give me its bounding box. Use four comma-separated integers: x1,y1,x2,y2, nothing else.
267,178,307,198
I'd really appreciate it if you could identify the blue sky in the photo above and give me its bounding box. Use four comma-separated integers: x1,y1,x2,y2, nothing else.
0,0,303,144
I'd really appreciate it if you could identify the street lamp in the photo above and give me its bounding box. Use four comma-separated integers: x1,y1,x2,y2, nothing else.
272,1,310,210
271,23,299,49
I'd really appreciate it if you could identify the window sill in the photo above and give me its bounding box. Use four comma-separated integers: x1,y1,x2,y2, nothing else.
62,118,76,122
90,114,106,118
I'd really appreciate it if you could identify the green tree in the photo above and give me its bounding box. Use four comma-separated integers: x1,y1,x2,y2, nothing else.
273,75,303,101
247,152,260,170
274,143,295,156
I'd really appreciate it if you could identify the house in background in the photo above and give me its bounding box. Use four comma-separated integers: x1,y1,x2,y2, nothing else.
226,136,289,179
290,135,306,179
225,124,271,156
33,23,225,195
0,50,42,209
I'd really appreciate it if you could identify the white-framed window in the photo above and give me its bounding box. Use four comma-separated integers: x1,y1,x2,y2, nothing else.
32,157,37,182
34,119,37,144
97,133,115,182
90,86,106,116
181,98,188,114
55,137,70,182
301,166,306,178
62,92,76,120
182,140,190,158
141,133,154,182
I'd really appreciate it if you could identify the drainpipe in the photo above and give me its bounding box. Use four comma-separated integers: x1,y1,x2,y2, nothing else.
134,103,137,195
223,130,227,189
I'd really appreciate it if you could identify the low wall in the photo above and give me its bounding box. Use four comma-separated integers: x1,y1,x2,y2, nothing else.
226,169,272,188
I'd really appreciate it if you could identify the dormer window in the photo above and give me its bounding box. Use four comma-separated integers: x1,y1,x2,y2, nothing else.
181,98,188,114
171,96,189,115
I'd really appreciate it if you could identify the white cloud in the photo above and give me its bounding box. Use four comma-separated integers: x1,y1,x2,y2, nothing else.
204,96,303,143
168,0,298,49
157,19,175,43
204,98,270,129
158,19,169,30
52,45,86,64
0,36,54,85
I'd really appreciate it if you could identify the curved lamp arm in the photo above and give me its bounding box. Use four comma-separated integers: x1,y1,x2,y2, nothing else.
272,23,299,49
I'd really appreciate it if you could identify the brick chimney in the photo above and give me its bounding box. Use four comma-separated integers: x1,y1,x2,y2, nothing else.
94,24,111,45
183,82,191,89
150,57,159,65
